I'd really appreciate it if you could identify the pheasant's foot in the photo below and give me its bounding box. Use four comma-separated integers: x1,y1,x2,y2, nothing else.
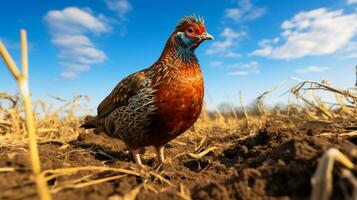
154,145,173,170
154,145,165,163
130,149,146,169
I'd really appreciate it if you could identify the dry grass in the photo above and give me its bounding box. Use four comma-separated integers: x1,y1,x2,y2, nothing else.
0,30,51,199
0,93,90,146
0,31,356,200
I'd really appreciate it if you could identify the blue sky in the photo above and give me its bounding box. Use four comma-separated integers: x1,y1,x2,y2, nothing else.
0,0,356,110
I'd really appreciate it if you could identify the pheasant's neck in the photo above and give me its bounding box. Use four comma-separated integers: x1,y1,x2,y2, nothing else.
149,36,203,87
158,35,198,67
174,43,197,64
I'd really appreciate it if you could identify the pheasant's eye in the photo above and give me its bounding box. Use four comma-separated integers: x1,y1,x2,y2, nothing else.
187,28,193,33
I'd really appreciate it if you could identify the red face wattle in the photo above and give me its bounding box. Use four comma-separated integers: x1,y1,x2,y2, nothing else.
184,25,206,38
176,23,213,47
183,25,209,46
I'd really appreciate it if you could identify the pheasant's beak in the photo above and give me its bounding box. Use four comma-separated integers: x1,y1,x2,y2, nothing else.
192,32,214,47
199,32,214,40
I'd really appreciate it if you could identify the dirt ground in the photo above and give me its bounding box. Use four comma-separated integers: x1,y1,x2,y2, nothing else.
1,119,356,200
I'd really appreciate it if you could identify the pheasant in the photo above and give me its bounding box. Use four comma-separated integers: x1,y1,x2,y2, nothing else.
81,16,213,167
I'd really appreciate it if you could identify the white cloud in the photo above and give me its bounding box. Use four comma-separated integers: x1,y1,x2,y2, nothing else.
343,42,357,52
225,8,243,22
227,61,258,69
58,45,107,65
211,60,260,76
250,38,280,56
52,35,93,47
226,61,260,76
226,61,260,75
44,7,110,78
208,0,264,60
343,53,357,59
241,61,258,69
220,27,245,40
259,38,280,47
210,61,223,68
250,46,272,57
60,63,91,78
347,0,357,4
60,71,77,78
251,8,357,59
206,28,245,57
104,0,132,20
207,40,234,53
224,0,266,22
226,69,260,76
45,7,109,34
342,42,357,59
296,65,331,74
221,52,242,58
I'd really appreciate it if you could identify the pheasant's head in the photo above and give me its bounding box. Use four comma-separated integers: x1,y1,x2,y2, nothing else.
174,16,214,49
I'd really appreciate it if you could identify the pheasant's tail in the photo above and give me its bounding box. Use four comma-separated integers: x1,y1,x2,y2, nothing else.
80,115,100,129
80,116,106,134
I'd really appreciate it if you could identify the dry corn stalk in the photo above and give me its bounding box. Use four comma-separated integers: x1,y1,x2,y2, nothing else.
240,91,250,128
108,183,144,200
292,80,357,101
291,80,357,119
179,184,192,200
0,30,51,199
340,169,357,200
311,148,354,200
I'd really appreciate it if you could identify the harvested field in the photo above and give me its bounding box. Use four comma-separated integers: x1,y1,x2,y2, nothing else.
1,102,357,200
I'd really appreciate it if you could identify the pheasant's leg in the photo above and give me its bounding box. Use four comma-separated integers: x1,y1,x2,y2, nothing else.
154,145,165,164
130,149,145,168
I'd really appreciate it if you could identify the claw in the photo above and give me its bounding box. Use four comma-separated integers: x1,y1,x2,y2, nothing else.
154,145,173,170
130,149,145,169
155,145,165,164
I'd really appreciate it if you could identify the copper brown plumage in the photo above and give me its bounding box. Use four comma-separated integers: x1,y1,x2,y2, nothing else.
81,15,213,167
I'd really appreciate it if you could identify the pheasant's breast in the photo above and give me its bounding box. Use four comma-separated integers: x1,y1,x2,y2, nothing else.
151,64,204,140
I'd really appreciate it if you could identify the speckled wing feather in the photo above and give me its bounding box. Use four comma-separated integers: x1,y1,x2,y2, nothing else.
97,71,147,117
